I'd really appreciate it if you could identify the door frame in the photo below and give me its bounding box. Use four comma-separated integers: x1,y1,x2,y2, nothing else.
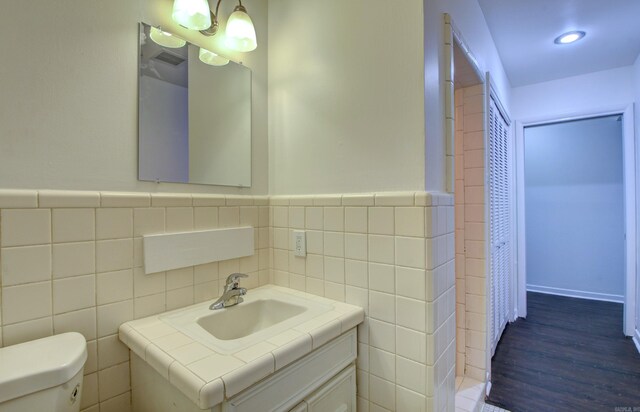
515,104,637,337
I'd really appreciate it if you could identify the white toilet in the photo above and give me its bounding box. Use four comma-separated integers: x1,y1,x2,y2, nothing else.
0,332,87,412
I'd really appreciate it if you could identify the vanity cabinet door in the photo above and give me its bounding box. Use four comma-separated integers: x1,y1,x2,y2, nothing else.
305,365,355,412
289,402,308,412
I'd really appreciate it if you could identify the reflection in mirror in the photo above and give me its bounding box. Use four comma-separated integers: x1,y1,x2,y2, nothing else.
138,23,252,187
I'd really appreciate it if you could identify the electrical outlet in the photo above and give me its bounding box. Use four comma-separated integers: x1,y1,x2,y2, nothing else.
293,230,306,257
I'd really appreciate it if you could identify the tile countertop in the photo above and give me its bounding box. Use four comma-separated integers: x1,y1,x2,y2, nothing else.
118,285,365,410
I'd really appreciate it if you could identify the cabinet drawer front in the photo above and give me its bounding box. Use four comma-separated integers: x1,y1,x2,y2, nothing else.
305,365,355,412
289,402,308,412
225,329,357,412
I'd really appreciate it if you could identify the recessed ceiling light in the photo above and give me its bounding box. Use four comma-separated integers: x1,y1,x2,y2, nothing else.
554,31,586,45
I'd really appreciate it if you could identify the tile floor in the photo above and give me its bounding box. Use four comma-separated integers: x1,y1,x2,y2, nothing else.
455,376,484,412
455,375,510,412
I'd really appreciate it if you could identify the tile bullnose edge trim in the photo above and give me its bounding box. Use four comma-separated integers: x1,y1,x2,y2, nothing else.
0,189,38,208
342,194,375,206
288,196,314,206
101,192,151,208
192,194,226,207
118,325,151,364
150,193,193,207
198,378,225,409
225,196,255,206
252,196,270,206
312,195,343,206
269,196,290,206
221,353,275,398
169,361,206,404
39,190,101,208
374,192,417,206
0,189,447,209
415,192,434,206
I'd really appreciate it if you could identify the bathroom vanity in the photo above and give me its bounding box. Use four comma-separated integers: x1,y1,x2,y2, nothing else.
119,285,364,412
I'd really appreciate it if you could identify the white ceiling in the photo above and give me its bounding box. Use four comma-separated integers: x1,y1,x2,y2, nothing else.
477,0,640,87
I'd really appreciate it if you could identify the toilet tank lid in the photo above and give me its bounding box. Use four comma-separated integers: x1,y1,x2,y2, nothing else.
0,332,87,404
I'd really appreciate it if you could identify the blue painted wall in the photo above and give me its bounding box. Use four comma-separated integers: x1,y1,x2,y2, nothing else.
525,115,624,300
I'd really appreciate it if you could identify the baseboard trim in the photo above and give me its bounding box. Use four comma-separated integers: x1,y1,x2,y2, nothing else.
634,329,640,355
526,284,624,303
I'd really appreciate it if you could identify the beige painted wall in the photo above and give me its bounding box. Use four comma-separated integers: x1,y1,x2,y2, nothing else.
0,0,268,194
0,0,510,198
267,0,426,195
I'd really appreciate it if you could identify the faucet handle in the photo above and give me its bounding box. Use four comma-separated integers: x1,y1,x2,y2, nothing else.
225,273,248,286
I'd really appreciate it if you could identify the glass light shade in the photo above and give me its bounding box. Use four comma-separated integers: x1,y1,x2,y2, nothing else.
225,9,257,52
172,0,212,31
149,27,186,48
199,48,230,66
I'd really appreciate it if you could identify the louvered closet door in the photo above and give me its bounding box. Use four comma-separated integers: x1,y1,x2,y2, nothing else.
488,96,512,356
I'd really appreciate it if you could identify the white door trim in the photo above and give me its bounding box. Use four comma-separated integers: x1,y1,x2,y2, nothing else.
622,104,637,337
515,120,527,319
515,104,637,337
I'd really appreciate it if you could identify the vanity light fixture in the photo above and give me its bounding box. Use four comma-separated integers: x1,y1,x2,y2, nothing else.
199,48,230,66
224,2,257,52
172,0,257,52
172,0,212,31
149,27,187,48
554,31,586,45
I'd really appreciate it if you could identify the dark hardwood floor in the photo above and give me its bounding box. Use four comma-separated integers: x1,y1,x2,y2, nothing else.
486,292,640,412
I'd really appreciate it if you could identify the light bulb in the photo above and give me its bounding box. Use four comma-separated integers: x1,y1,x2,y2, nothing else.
554,31,586,45
225,6,257,52
199,48,230,66
149,27,186,48
172,0,212,31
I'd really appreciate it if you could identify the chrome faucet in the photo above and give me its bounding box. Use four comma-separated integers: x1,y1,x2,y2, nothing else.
209,273,248,310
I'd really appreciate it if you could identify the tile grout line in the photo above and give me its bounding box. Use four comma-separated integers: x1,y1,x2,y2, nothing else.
48,206,53,338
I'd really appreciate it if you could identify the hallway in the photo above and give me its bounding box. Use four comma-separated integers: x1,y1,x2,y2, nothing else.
486,292,640,411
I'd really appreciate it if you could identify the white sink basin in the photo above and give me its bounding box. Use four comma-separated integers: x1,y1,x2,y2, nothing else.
160,286,332,354
197,299,306,340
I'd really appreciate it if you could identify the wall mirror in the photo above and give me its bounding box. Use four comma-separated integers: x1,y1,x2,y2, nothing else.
138,23,252,187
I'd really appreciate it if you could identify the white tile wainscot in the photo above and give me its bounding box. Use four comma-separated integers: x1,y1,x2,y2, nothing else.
268,192,457,412
119,285,364,411
0,189,270,412
0,189,458,412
